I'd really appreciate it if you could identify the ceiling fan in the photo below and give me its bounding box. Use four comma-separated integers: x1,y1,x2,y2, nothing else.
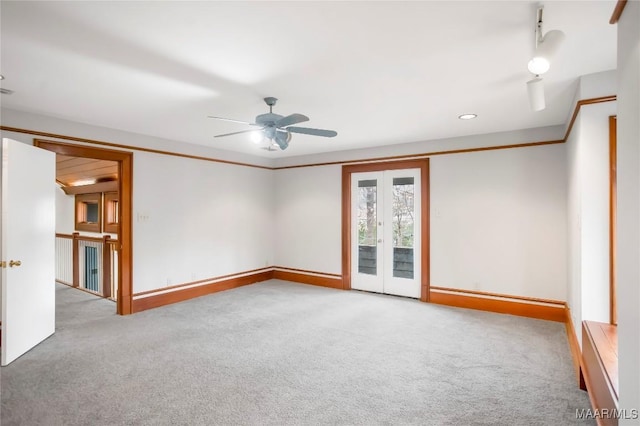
209,97,337,150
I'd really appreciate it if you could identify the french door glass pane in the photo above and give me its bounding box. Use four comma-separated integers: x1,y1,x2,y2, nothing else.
392,177,414,278
358,179,377,275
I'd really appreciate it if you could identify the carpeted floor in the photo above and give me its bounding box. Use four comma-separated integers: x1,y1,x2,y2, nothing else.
1,280,593,425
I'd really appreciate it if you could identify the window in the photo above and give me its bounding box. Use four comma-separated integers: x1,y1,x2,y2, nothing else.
103,191,119,234
75,193,102,233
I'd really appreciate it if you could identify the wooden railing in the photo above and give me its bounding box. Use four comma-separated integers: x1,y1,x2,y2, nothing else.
55,233,118,300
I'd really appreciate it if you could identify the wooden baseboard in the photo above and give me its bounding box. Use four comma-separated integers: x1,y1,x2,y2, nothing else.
132,270,274,313
272,267,343,290
565,306,583,385
429,288,566,322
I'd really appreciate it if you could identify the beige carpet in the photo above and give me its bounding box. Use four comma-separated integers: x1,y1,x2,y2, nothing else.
1,280,593,425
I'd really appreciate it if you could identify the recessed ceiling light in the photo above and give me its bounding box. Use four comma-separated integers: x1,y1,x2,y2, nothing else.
0,75,4,80
72,179,96,186
458,114,477,120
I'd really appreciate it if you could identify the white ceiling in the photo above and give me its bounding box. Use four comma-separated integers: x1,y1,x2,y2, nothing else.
0,1,617,158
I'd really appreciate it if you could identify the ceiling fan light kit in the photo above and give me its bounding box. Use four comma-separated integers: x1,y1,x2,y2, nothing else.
209,97,337,151
525,5,565,112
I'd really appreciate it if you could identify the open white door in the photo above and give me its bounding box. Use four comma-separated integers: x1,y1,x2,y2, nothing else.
1,138,56,365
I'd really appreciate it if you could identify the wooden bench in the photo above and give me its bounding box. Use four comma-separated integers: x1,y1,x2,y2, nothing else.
581,320,618,426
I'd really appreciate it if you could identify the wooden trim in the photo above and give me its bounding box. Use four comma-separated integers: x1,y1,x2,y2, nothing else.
430,286,565,306
429,288,566,322
132,270,274,312
564,96,617,142
582,321,619,425
610,0,627,24
272,270,343,290
74,192,102,233
35,139,134,315
421,159,430,302
272,266,342,278
341,166,351,291
71,235,108,243
55,233,73,239
277,140,563,170
103,191,119,234
3,95,616,174
102,235,112,299
564,306,583,384
609,116,617,325
2,126,271,170
342,159,430,301
132,267,273,297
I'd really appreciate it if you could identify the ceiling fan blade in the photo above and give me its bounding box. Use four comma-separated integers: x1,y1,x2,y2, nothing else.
286,126,337,138
214,129,262,138
275,113,309,128
208,116,259,126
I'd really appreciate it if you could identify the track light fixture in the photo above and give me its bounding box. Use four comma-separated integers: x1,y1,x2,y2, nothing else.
526,5,565,111
527,6,565,76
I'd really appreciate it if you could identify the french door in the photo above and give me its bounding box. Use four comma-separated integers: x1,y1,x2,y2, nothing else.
351,168,421,298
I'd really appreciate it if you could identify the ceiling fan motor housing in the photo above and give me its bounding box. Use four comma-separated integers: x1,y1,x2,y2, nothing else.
255,113,283,126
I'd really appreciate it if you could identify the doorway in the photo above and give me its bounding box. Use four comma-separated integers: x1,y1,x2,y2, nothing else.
34,140,133,315
342,159,430,301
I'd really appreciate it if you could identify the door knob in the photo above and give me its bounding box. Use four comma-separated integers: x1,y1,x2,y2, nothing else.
9,260,21,267
377,239,383,243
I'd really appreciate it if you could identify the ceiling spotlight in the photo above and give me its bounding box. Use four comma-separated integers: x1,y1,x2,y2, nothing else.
527,7,565,76
458,114,477,120
0,75,4,80
527,57,550,75
527,77,545,112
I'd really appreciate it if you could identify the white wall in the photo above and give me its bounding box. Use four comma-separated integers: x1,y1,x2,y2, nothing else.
274,144,568,301
565,92,616,345
133,150,274,293
274,165,342,274
55,185,75,234
616,1,640,420
580,102,615,324
430,144,567,300
1,110,276,295
0,108,275,169
566,110,583,342
274,125,565,169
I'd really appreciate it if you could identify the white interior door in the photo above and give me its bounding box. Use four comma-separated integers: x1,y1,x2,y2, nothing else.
1,138,56,366
351,169,421,298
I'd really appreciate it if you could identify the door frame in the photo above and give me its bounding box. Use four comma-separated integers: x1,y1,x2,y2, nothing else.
342,159,430,301
34,139,134,315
